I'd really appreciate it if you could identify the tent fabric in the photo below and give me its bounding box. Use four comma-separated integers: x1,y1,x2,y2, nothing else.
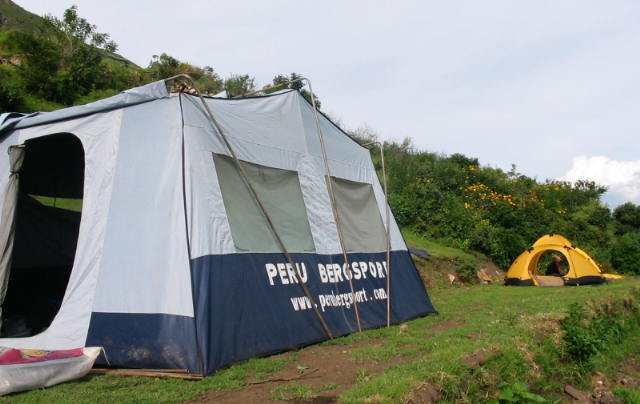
330,177,387,253
0,81,435,375
0,81,168,134
0,145,24,329
505,234,606,286
213,153,315,253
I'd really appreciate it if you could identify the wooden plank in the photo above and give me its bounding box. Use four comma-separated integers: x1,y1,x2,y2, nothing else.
89,368,203,380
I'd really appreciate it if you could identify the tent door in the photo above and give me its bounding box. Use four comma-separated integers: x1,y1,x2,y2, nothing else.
0,133,84,337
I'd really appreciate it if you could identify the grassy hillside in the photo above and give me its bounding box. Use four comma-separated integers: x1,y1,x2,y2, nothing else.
0,0,49,35
3,276,639,403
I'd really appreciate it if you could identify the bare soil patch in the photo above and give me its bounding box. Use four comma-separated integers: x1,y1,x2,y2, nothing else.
403,381,442,404
460,347,502,369
427,320,463,333
191,339,417,403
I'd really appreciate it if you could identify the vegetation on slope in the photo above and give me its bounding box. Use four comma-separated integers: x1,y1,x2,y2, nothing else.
353,133,640,274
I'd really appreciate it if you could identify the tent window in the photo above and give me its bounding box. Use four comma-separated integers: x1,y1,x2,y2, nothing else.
331,177,387,253
213,154,315,253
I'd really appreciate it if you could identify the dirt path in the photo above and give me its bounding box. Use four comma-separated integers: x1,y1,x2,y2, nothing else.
189,339,415,403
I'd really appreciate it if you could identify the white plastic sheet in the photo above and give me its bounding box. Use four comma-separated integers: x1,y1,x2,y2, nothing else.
0,346,100,395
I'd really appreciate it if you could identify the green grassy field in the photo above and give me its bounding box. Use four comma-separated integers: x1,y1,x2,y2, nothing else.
3,277,639,403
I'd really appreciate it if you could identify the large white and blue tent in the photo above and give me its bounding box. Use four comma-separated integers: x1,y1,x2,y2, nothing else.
0,80,435,375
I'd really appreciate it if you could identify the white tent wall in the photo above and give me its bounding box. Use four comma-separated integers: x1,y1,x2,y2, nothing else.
90,98,193,317
181,91,406,257
0,111,124,350
84,97,199,372
297,98,406,251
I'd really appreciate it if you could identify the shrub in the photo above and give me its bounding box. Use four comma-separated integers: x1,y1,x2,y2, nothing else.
0,69,25,112
559,304,600,365
489,381,545,403
456,259,478,284
611,232,640,275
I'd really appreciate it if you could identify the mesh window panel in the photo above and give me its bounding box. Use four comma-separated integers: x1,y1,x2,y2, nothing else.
213,154,315,253
330,177,387,253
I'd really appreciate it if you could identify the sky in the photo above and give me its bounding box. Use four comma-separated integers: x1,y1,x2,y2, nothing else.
16,1,640,207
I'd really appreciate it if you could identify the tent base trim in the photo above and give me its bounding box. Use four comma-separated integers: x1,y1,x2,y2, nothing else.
563,276,606,286
504,278,535,286
86,312,200,373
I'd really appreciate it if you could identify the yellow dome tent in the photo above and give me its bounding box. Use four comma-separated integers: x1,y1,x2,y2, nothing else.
505,234,622,286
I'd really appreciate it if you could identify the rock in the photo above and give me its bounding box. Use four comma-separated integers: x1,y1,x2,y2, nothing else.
476,268,493,284
564,384,593,403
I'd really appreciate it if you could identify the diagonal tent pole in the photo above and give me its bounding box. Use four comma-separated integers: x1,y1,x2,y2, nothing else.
244,78,364,333
165,74,333,339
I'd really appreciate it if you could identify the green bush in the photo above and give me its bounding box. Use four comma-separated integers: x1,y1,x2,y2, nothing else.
559,297,640,369
559,303,600,365
456,259,478,283
489,381,545,403
0,69,25,112
611,232,640,274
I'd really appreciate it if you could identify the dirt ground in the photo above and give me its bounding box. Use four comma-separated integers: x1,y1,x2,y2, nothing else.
188,316,466,404
189,340,417,403
414,256,504,288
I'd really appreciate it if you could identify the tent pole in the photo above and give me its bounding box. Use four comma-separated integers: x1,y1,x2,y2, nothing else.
237,76,364,333
380,142,391,327
0,145,25,330
164,74,334,339
299,77,363,333
362,141,392,327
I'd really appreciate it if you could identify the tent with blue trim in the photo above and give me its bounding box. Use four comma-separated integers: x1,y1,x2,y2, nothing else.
0,80,435,375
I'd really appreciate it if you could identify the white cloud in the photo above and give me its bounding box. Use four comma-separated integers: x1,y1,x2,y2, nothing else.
560,156,640,206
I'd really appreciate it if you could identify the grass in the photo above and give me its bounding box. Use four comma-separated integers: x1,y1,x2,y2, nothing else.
270,384,315,401
340,279,640,403
1,354,296,403
3,276,639,403
613,387,640,404
402,228,480,262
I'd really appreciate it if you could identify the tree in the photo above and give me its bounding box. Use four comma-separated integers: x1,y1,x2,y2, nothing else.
8,5,119,104
148,53,181,79
224,74,255,97
147,53,223,94
44,5,118,57
267,73,321,108
0,69,25,112
611,232,640,274
613,202,640,235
